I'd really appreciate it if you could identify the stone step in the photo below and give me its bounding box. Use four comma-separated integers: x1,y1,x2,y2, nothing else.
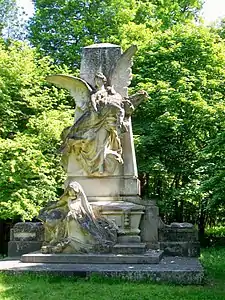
112,243,146,254
21,250,163,264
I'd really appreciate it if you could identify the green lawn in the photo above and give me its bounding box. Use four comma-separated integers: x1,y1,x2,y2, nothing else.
0,248,225,300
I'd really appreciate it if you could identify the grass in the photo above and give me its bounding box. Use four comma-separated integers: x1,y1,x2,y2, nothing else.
0,248,225,300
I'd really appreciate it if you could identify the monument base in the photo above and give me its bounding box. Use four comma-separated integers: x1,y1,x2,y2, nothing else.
0,256,204,285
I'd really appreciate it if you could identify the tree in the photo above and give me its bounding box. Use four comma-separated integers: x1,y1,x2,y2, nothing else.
28,0,203,67
0,0,26,40
28,0,135,67
131,24,225,233
0,39,74,220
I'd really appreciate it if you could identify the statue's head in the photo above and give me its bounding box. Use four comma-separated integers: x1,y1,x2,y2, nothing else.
67,182,81,197
95,72,107,88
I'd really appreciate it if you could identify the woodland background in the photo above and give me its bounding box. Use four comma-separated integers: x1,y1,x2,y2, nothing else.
0,0,225,247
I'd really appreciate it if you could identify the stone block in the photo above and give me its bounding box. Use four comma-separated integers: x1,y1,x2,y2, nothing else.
11,222,44,241
66,176,140,198
80,43,121,89
160,241,200,257
159,226,198,242
118,235,141,243
8,222,44,257
92,200,144,238
8,241,43,257
140,201,159,248
112,243,146,255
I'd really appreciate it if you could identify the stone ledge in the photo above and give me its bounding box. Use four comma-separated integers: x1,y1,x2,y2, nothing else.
21,250,163,264
0,256,204,285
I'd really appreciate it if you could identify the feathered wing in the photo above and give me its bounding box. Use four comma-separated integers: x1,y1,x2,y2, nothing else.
46,74,93,105
109,45,137,97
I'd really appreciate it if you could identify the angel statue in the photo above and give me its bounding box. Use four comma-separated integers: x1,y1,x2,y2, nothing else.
47,45,147,176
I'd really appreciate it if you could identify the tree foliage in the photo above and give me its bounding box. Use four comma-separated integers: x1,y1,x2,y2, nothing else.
0,40,73,220
28,0,203,67
132,24,225,231
0,0,26,40
1,0,224,237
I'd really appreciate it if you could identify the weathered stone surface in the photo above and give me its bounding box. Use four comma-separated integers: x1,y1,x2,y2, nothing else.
112,243,146,255
159,227,198,242
159,223,200,257
117,235,141,243
92,200,144,242
170,222,194,229
64,177,141,198
160,241,200,257
10,222,44,241
8,222,44,257
80,43,122,89
0,256,204,285
140,201,159,249
21,250,163,264
8,241,43,257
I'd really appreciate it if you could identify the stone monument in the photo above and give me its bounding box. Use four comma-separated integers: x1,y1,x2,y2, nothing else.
37,43,148,254
5,43,204,284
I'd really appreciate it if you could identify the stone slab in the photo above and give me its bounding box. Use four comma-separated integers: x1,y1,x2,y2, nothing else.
0,256,204,285
21,250,163,264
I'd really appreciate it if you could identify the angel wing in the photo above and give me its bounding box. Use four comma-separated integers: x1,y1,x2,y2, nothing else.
46,74,93,109
109,45,137,97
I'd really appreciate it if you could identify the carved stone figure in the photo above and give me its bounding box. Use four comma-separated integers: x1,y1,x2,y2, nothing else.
39,181,117,253
47,45,147,177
